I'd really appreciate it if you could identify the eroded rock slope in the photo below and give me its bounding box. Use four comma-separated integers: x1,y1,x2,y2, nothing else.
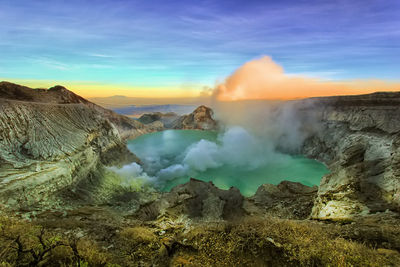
300,92,400,220
0,82,149,209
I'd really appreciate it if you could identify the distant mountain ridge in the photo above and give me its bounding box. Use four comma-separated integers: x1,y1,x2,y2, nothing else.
112,104,196,117
89,95,210,108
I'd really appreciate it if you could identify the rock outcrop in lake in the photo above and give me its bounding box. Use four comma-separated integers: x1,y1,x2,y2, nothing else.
138,105,219,130
300,92,400,220
173,105,218,130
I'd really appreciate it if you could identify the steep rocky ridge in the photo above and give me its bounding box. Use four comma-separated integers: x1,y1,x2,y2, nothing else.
299,92,400,220
0,81,150,140
0,82,151,209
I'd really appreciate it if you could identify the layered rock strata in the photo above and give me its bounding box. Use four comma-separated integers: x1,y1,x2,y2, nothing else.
299,92,400,220
0,82,147,209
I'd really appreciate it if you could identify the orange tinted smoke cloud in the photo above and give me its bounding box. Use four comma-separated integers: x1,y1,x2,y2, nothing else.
215,56,400,101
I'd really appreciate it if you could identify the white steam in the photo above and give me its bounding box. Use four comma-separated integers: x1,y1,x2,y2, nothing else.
181,126,271,172
109,162,154,183
213,100,321,153
157,164,188,181
109,126,291,187
183,139,221,171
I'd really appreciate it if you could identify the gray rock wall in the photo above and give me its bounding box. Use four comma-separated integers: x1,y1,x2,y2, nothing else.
300,93,400,220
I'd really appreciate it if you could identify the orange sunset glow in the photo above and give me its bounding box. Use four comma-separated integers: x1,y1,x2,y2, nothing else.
215,56,400,101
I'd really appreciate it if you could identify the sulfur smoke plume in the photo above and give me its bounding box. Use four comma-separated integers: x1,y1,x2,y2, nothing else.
214,56,399,101
210,55,400,151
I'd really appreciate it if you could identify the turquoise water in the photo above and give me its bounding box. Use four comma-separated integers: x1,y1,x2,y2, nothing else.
127,129,329,196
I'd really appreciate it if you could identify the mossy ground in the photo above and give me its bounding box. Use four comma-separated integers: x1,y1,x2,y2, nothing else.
0,210,399,266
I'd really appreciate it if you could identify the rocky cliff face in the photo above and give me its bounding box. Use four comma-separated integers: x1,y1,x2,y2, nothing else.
0,82,149,209
299,92,400,220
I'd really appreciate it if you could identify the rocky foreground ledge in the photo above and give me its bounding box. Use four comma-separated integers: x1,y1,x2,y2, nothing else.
132,178,317,222
1,177,399,266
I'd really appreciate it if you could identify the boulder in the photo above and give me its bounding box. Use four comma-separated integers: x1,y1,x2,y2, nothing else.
135,178,244,221
246,181,318,219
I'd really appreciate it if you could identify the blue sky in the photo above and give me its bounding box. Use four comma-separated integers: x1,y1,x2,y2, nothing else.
0,0,399,96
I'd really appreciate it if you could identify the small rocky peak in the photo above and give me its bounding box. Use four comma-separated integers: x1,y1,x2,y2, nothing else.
48,85,69,93
172,105,218,130
193,105,214,115
48,85,88,104
191,105,216,127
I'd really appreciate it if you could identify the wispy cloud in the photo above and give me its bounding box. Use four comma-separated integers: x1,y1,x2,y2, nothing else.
0,0,399,89
31,57,71,71
88,53,115,58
